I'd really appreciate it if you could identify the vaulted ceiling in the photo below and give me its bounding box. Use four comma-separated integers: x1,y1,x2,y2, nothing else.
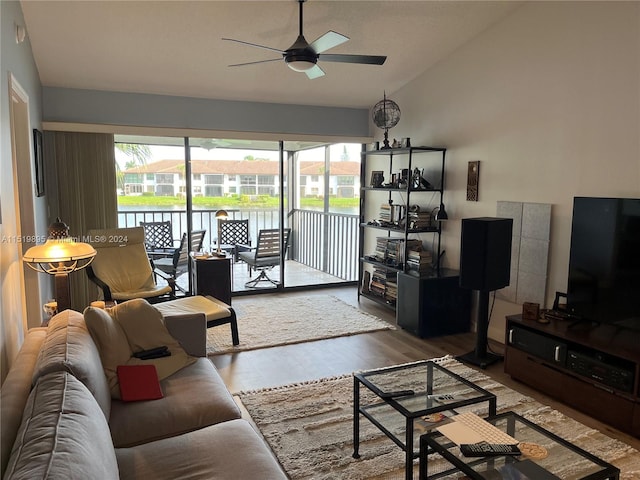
21,1,522,110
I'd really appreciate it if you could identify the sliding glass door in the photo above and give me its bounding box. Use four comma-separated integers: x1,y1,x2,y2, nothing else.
114,135,359,296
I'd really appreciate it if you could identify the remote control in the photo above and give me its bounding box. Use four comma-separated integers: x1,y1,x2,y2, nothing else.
379,389,415,399
459,442,521,457
427,394,456,402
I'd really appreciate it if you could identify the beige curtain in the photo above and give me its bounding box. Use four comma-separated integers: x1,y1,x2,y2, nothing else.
44,131,118,310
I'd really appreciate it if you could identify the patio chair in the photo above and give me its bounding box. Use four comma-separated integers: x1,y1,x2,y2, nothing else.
86,226,173,303
217,218,251,261
140,220,179,259
237,228,291,288
154,229,206,295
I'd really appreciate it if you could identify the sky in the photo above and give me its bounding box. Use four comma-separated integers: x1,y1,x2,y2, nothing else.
115,143,361,169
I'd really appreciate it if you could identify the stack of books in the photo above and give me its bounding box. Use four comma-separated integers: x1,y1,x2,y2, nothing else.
406,211,432,230
407,248,433,274
370,267,398,305
372,237,404,266
385,278,398,304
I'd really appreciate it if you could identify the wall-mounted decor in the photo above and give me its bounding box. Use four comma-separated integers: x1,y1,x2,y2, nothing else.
33,129,44,197
466,160,479,201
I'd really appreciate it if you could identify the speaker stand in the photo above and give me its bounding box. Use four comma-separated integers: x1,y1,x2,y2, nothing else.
457,289,503,369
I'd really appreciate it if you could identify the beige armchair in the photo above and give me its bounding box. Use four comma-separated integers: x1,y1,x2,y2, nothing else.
86,226,173,303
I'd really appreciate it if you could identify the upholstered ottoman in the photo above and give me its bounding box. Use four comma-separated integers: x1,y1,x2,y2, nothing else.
155,295,239,347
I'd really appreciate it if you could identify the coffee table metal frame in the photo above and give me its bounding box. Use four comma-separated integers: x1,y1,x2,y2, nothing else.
353,360,497,480
419,411,620,480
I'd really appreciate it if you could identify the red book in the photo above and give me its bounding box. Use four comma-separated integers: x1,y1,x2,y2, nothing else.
116,365,163,402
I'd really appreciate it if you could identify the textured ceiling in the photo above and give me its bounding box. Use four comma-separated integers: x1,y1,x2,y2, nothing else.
21,1,522,109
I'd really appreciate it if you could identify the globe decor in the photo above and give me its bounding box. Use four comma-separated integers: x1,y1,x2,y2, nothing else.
372,93,401,149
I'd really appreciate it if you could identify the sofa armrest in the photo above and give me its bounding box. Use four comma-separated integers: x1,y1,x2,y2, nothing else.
163,313,207,357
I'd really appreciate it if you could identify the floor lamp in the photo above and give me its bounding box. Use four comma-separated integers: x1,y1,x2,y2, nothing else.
215,209,229,256
23,218,96,315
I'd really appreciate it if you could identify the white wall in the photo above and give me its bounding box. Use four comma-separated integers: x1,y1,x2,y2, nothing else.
1,0,46,381
388,1,640,340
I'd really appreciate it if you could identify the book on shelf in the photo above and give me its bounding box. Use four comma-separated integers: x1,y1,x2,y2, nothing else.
379,203,405,225
367,267,398,303
368,238,424,266
385,280,398,303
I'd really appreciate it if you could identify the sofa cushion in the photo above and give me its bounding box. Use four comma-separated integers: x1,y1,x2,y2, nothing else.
109,299,195,379
4,371,119,480
85,299,195,400
116,419,287,480
84,305,132,398
32,310,111,419
0,328,47,478
109,357,241,447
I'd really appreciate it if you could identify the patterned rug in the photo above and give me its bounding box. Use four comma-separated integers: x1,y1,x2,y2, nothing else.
238,356,640,479
207,295,393,355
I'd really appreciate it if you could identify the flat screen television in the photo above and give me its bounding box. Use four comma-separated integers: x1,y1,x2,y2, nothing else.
567,197,640,330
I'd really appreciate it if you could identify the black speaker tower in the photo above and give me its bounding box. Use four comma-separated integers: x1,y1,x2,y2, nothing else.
458,217,513,369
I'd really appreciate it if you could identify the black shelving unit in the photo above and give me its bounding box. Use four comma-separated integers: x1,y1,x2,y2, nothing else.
358,146,446,310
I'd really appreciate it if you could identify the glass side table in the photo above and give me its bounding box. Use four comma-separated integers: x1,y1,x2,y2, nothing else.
353,360,497,480
419,411,620,480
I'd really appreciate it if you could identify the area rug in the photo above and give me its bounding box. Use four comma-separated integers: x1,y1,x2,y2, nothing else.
238,356,640,480
207,295,393,355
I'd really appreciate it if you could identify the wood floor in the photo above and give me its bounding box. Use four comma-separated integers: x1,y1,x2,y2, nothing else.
210,286,640,451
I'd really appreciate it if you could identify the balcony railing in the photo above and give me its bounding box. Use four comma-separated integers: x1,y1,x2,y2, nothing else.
118,208,359,282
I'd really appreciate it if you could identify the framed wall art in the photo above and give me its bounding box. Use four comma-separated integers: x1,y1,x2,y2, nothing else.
370,170,384,187
466,160,479,201
33,129,45,197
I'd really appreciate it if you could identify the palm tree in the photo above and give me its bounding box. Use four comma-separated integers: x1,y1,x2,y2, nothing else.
115,143,151,192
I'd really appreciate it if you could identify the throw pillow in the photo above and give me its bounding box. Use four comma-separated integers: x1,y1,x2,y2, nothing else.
108,299,195,382
84,306,131,399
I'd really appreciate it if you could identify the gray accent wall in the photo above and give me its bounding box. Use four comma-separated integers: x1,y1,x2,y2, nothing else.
496,201,552,308
43,87,370,138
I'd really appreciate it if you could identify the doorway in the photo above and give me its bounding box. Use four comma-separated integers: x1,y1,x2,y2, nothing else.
8,74,40,330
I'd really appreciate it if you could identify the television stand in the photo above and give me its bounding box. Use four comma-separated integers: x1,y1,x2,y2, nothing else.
504,314,640,438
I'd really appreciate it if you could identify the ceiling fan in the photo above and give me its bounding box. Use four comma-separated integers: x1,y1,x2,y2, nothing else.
222,0,386,79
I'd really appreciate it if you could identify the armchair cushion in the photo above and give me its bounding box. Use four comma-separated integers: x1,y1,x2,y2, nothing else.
88,227,172,301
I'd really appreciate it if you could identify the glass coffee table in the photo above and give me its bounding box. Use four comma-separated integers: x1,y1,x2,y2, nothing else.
353,360,497,480
419,411,620,480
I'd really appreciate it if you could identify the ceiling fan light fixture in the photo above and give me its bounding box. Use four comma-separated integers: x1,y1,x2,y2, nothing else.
286,56,316,72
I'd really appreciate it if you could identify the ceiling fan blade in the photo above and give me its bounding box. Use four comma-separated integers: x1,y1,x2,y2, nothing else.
222,37,284,54
319,54,386,65
305,64,325,80
229,58,283,67
310,31,349,54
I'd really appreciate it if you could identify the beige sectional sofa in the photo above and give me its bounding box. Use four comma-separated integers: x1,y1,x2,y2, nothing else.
1,302,287,480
